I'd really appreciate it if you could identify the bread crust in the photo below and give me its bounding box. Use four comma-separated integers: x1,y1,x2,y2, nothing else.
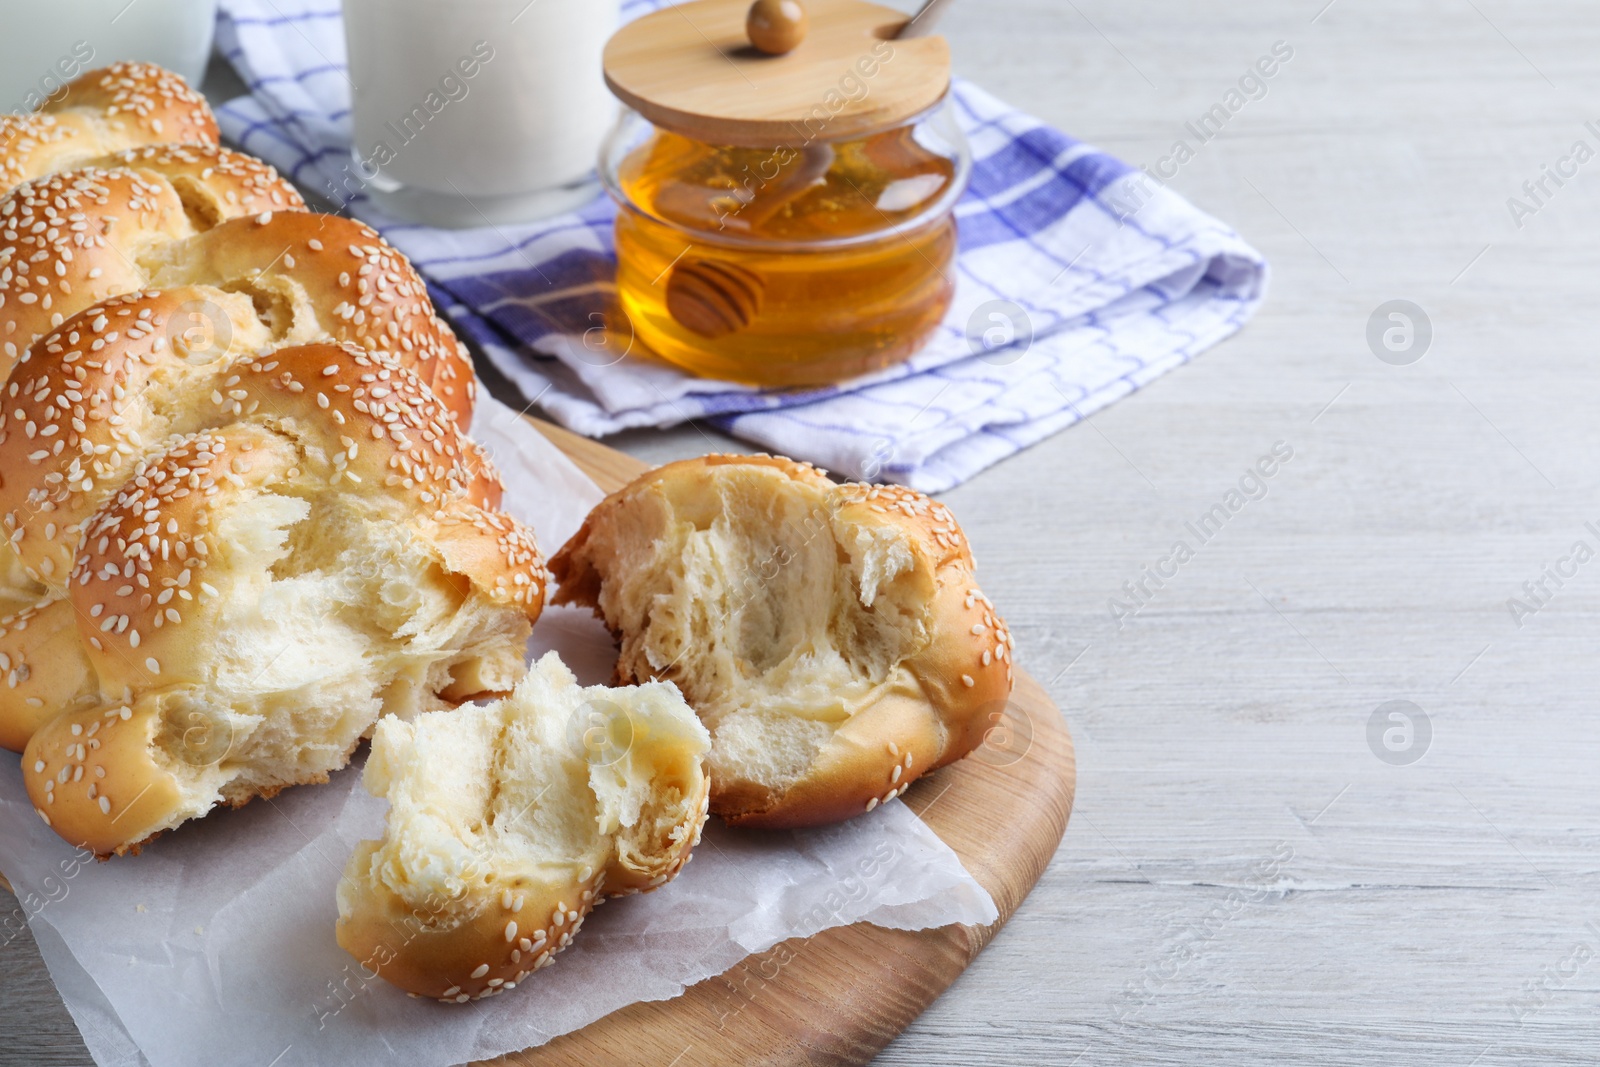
39,62,217,147
25,692,207,857
0,596,97,752
86,143,306,219
0,62,476,422
0,162,295,378
335,782,709,1004
549,455,1015,828
0,62,218,195
145,211,478,424
0,168,195,367
336,840,611,1003
0,178,475,423
334,659,711,1002
0,288,496,599
13,342,547,853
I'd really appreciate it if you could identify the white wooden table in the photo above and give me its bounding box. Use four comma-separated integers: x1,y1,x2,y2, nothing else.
8,1,1600,1062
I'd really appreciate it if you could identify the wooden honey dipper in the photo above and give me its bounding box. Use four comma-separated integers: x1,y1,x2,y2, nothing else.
666,140,833,339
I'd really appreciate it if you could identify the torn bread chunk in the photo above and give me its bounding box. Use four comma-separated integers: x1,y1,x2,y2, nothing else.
336,652,711,1002
549,454,1014,828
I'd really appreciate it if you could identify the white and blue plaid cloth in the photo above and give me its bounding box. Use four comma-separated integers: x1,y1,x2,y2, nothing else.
213,0,1266,492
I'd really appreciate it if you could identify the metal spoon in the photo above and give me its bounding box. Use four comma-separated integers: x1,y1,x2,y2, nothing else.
896,0,957,38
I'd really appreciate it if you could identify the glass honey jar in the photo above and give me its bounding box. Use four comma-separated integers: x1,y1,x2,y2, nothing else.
600,0,969,388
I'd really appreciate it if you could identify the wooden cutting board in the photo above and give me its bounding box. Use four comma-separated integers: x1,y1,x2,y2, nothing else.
514,420,1076,1067
2,419,1076,1067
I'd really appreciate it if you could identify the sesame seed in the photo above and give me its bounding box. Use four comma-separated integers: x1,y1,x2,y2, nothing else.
470,964,489,979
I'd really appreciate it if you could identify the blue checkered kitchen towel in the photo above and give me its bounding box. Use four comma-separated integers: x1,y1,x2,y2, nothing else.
212,0,1266,492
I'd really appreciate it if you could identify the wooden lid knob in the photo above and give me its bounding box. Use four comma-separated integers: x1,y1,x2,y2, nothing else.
748,0,809,55
603,0,950,148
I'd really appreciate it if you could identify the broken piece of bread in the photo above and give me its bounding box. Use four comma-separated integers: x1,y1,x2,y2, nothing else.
336,652,711,1002
549,454,1014,829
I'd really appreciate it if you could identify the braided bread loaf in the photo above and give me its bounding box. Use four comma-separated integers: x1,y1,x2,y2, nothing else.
0,62,528,856
0,159,474,421
0,149,301,373
17,335,546,856
0,62,219,196
1,284,491,611
0,167,479,612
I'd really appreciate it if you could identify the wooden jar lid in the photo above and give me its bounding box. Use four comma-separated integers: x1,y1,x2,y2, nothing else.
602,0,951,148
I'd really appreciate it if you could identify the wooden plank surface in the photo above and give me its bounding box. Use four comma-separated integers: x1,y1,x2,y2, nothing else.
583,4,1600,1064
9,0,1600,1064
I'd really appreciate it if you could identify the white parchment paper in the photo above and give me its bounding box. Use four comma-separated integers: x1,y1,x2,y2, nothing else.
0,396,998,1067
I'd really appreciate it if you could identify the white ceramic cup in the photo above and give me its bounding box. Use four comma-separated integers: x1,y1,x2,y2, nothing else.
0,0,218,111
342,0,621,226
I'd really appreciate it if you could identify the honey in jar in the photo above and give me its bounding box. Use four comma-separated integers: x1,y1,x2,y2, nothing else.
601,0,969,388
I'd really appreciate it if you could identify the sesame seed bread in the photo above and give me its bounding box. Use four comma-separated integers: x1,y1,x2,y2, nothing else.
0,62,219,196
0,173,474,423
85,143,306,222
548,454,1015,829
335,652,710,1002
0,597,95,749
0,287,484,603
142,211,477,423
17,340,547,855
